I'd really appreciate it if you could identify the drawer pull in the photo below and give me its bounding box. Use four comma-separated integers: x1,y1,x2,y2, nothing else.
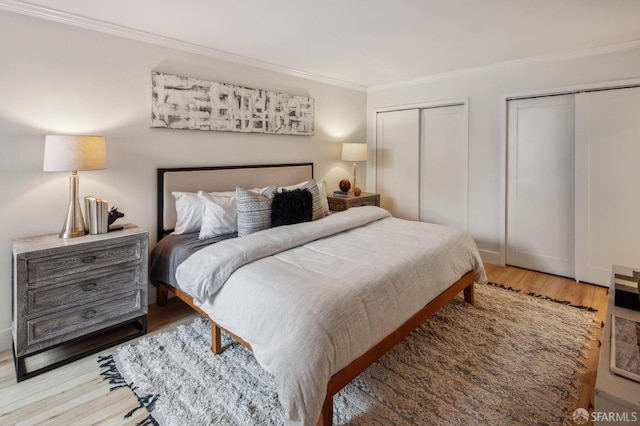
82,256,97,264
82,309,97,319
82,283,97,291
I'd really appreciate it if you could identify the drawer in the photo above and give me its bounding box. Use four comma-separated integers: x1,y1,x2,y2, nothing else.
27,290,143,347
27,267,141,315
27,240,141,283
328,200,345,211
348,197,378,208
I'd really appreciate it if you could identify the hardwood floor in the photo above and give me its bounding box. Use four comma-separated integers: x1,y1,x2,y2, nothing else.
0,297,199,425
0,264,608,425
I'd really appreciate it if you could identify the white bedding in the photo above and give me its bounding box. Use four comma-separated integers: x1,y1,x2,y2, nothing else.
176,206,487,425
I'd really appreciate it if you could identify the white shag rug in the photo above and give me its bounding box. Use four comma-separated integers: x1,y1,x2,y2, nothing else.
99,283,597,425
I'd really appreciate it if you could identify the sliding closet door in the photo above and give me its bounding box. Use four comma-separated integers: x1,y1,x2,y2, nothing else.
506,95,575,277
575,87,640,286
376,109,420,220
420,104,468,230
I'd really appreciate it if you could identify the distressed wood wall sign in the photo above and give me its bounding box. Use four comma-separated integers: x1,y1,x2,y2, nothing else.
151,72,314,135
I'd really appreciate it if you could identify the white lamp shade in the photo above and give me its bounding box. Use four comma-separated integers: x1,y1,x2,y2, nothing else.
341,143,367,162
43,135,106,172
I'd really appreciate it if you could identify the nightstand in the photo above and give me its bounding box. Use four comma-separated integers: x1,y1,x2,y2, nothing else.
327,192,380,212
12,224,148,381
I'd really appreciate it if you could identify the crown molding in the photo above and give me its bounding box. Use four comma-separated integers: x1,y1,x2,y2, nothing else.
4,0,639,95
368,39,640,93
0,0,367,92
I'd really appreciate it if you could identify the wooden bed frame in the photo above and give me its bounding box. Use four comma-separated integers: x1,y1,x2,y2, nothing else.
158,273,474,425
155,163,475,426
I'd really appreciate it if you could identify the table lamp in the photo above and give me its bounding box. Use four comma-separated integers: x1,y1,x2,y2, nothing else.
43,135,106,238
341,143,367,194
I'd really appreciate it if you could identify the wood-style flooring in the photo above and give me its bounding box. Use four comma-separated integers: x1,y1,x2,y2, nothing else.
0,264,608,425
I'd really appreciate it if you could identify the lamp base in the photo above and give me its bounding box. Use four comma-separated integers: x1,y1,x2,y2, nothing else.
60,227,88,239
60,172,88,238
352,161,358,195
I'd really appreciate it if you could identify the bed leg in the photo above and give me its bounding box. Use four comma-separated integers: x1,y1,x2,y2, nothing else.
211,323,222,355
157,283,168,307
464,282,475,305
316,396,333,426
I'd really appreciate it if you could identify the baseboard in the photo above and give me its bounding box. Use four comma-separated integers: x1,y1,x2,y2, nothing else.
0,327,12,352
479,249,502,266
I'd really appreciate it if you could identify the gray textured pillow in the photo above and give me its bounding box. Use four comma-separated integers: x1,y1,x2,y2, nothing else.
236,184,277,236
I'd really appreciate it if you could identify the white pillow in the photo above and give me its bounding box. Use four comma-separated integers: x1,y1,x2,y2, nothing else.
172,190,235,235
172,191,202,234
279,179,326,220
198,191,237,239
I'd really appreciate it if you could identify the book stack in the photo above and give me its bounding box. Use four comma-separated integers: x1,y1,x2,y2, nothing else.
613,271,640,311
333,190,353,198
84,196,109,234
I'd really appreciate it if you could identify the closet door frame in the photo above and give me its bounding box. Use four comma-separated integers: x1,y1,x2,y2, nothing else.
368,98,469,213
498,78,640,268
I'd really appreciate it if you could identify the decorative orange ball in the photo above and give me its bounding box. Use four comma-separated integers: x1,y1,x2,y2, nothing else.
354,187,362,196
339,179,351,192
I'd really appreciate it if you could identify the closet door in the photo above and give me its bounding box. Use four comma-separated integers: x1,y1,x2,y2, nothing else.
575,87,640,286
420,104,468,230
506,95,575,277
376,109,420,220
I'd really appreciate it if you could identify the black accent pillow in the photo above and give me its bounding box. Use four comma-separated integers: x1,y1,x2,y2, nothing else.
271,188,313,227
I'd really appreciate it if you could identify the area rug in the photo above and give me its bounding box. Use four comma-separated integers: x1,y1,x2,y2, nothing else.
98,283,598,425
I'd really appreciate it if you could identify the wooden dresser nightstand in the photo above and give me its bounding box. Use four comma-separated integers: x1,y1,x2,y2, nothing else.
12,224,148,381
327,192,380,212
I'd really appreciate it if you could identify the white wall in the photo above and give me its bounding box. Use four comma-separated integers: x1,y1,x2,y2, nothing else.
0,10,366,351
367,46,640,265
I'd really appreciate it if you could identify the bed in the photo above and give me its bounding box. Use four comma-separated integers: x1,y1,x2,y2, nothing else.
150,163,487,426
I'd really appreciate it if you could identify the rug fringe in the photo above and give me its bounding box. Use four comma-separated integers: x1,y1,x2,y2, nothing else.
97,355,159,426
97,355,127,391
485,282,598,312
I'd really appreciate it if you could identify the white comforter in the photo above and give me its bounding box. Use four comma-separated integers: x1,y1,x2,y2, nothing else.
176,206,487,425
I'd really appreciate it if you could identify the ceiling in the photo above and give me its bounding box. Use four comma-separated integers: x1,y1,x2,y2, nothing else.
5,0,640,89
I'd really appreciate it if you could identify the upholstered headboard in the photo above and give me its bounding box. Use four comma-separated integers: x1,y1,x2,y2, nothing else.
157,163,314,240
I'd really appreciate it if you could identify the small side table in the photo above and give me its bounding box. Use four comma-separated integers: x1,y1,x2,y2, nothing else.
327,192,380,212
594,265,640,424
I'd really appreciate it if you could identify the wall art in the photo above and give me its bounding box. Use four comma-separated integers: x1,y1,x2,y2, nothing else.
151,72,314,136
